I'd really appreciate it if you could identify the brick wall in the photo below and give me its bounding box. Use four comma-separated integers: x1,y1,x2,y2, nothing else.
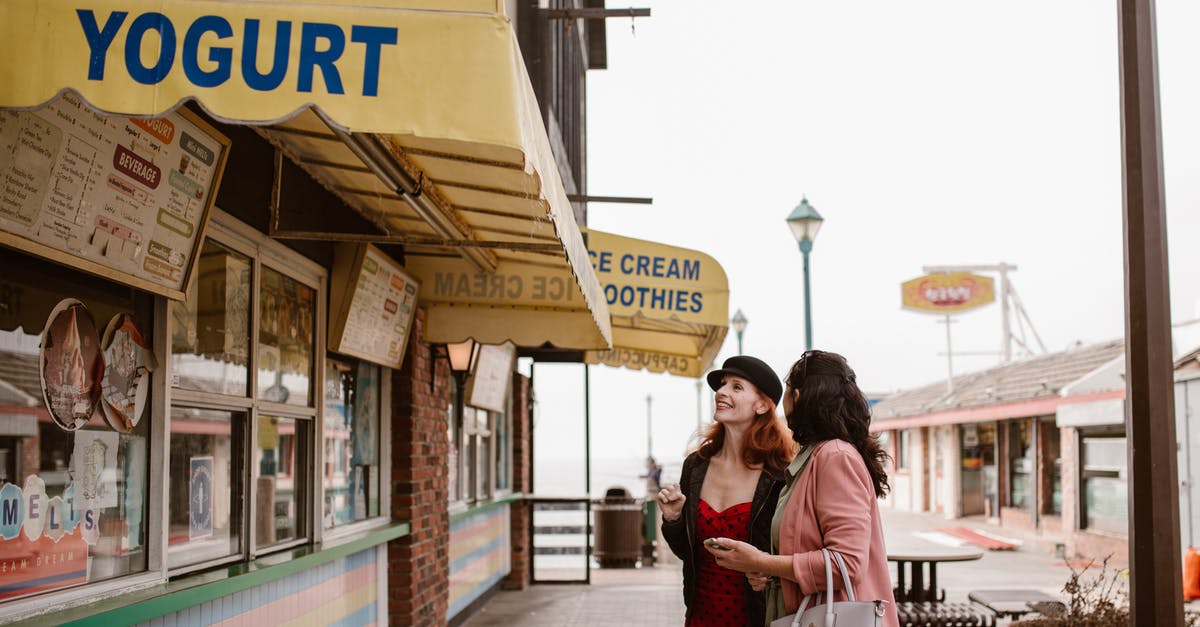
502,373,532,590
389,309,452,626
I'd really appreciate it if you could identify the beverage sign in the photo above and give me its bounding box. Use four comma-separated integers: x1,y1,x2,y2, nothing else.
901,272,995,314
0,92,229,300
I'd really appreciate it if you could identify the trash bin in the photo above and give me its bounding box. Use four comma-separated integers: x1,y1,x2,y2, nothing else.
593,487,644,568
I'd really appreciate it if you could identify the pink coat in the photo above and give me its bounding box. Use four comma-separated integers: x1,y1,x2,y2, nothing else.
778,440,899,627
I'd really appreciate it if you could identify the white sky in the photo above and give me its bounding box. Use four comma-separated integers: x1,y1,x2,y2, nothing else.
530,1,1200,477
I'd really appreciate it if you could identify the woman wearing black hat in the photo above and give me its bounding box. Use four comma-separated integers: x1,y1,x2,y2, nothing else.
657,355,796,627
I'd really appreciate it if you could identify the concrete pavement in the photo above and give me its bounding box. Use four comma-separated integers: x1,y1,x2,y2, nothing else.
462,508,1092,626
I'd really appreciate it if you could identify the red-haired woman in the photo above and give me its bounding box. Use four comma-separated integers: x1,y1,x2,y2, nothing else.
657,355,796,627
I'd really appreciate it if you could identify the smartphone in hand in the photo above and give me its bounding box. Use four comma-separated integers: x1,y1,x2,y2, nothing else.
704,538,731,551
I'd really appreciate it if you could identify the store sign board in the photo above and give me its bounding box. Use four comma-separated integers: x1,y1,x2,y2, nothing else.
585,347,699,378
901,272,995,314
466,343,516,413
0,92,229,300
328,244,419,370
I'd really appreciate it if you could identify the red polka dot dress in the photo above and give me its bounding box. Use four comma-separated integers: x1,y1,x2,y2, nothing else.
687,499,752,627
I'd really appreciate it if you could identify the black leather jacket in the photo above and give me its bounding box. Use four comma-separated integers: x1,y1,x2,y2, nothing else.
660,452,784,627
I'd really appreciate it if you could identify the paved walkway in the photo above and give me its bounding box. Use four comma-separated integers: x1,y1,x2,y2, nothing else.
462,509,1095,627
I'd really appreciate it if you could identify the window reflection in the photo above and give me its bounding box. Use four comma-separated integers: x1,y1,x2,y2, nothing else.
256,415,307,546
168,407,244,568
258,267,314,406
323,359,380,528
170,241,251,397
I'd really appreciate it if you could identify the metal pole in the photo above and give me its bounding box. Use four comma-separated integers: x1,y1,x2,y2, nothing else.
943,315,954,393
645,394,653,460
1118,0,1183,623
999,267,1012,362
584,365,591,498
801,240,814,350
695,380,702,431
736,331,744,355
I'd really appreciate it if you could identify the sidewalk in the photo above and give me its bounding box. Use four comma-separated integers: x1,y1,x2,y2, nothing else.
462,508,1079,626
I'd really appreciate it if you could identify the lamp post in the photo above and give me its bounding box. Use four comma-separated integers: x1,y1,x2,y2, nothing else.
731,309,748,355
446,339,480,434
786,197,824,350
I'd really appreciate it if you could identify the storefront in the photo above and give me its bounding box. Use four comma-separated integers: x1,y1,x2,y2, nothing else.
872,341,1125,553
0,1,611,624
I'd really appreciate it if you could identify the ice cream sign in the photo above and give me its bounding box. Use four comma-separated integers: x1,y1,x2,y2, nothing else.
901,272,995,314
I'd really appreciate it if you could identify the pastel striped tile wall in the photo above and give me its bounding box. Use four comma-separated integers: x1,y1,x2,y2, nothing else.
136,546,384,627
447,507,510,620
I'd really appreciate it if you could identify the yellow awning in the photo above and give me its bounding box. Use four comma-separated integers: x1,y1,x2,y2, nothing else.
0,0,612,350
580,230,728,378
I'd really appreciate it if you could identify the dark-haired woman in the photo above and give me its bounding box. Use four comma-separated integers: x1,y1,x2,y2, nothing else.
708,350,899,627
657,355,796,627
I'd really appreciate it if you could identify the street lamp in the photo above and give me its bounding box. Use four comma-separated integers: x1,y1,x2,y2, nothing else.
786,197,824,350
446,338,481,425
730,308,748,355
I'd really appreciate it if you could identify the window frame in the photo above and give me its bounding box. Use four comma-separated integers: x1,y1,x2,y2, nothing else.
1078,428,1128,534
165,211,326,574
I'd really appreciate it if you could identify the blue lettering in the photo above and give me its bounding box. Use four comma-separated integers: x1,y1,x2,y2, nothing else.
125,12,176,85
650,288,665,310
604,284,617,305
667,258,682,279
675,289,688,312
27,494,39,520
690,292,702,313
84,510,96,531
682,260,700,281
620,254,634,275
1,498,19,527
78,10,129,81
351,25,397,97
652,256,665,277
243,19,291,91
48,502,60,530
619,286,634,307
297,22,345,94
183,15,233,88
598,251,612,273
636,256,650,276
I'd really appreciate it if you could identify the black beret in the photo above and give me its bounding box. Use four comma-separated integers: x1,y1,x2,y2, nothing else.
705,355,782,405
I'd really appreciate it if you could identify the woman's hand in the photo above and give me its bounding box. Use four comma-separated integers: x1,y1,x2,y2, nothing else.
656,483,686,522
745,571,770,592
705,538,764,574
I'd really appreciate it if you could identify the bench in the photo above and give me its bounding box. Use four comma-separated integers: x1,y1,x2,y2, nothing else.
896,602,996,627
967,589,1064,621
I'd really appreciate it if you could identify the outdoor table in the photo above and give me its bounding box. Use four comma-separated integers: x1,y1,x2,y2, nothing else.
967,588,1063,620
887,543,984,603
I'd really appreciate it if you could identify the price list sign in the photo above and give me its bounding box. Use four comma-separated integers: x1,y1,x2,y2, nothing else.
329,244,420,369
0,92,229,300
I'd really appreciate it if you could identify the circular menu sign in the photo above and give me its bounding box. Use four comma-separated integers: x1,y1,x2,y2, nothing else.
39,299,104,431
100,313,154,433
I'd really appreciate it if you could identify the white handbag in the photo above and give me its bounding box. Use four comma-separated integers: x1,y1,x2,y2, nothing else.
769,549,888,627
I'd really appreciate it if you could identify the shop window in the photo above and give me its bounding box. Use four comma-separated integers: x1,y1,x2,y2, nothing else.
1008,420,1034,509
168,222,321,570
450,399,502,506
0,250,152,601
323,358,381,528
1081,434,1128,534
257,266,315,407
897,429,910,470
167,408,245,568
494,405,510,493
256,415,309,546
1041,421,1062,516
170,241,250,397
447,387,460,504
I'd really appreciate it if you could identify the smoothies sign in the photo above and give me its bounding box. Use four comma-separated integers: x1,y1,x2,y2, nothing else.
901,272,995,314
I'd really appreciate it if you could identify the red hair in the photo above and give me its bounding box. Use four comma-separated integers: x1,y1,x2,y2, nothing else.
695,399,796,476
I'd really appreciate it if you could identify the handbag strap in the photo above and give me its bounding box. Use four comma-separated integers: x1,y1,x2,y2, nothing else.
789,549,858,627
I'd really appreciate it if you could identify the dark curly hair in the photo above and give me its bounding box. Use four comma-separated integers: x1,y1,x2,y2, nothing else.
784,350,890,498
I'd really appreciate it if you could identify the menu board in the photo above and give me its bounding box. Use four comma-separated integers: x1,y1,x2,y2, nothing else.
0,92,229,300
329,244,419,369
466,342,516,413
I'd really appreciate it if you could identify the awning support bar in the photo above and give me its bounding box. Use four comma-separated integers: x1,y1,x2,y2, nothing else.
328,125,498,272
